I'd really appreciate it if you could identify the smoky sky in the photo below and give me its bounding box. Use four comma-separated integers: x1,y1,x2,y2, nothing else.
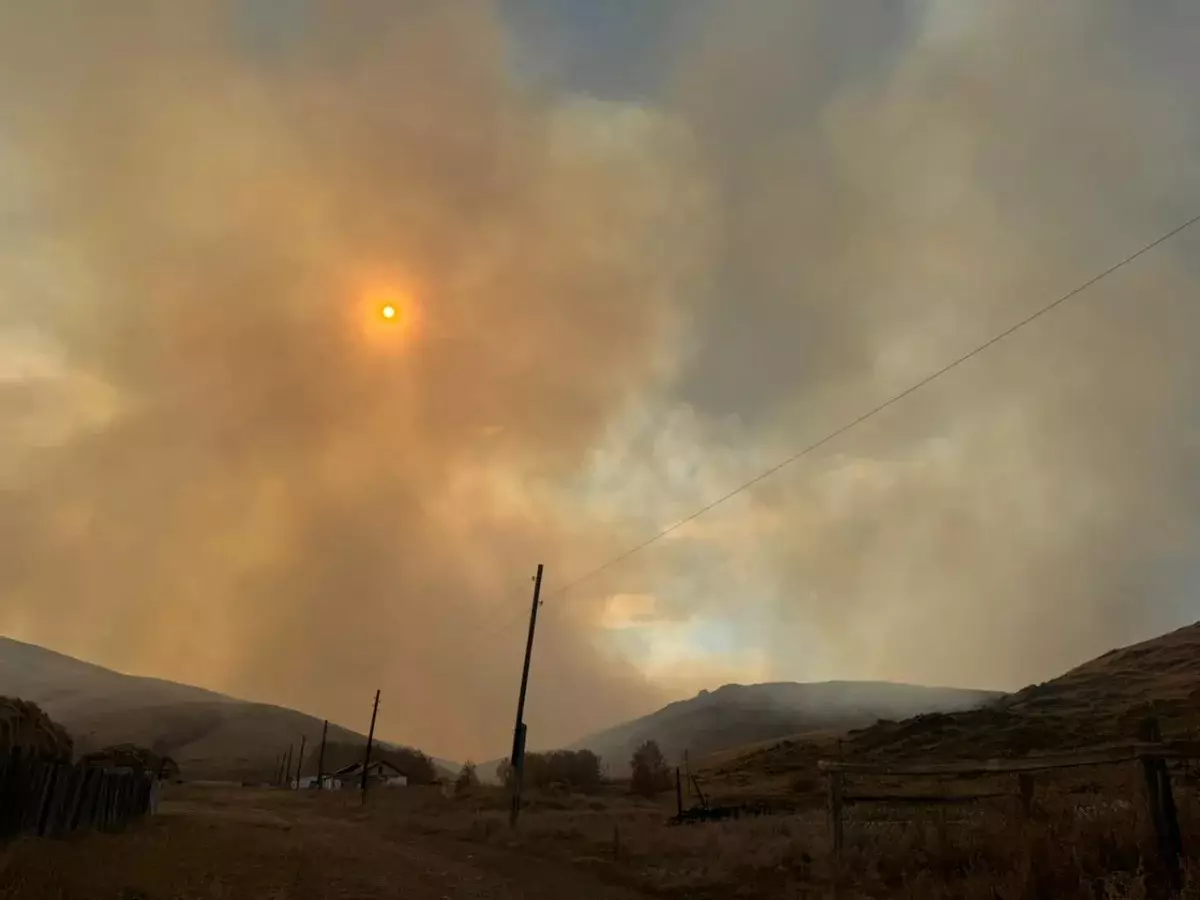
1,0,1199,761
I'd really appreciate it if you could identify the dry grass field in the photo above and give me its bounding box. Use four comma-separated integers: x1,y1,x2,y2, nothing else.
5,764,1200,900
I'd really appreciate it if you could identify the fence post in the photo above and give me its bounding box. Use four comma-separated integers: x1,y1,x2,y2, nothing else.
1137,717,1182,892
827,770,844,861
675,767,683,818
0,755,13,839
68,768,95,832
35,763,60,836
98,773,112,831
55,766,82,837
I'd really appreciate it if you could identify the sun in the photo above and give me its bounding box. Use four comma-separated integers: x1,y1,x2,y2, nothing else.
355,281,420,351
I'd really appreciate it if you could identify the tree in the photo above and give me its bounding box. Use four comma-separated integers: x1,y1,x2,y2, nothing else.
494,750,604,793
455,761,479,794
524,749,604,793
630,739,672,797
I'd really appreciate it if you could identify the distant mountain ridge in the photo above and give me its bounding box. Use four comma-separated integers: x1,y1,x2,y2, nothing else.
559,679,1002,775
0,636,454,782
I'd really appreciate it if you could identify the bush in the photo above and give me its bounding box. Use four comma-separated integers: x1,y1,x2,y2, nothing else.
494,749,604,793
455,761,479,794
529,749,603,792
495,757,514,787
630,739,672,797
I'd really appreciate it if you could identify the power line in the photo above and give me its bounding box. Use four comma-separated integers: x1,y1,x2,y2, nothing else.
456,580,547,652
537,211,1200,604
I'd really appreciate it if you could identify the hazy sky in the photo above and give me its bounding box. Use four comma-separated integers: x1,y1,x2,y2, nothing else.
1,1,1198,762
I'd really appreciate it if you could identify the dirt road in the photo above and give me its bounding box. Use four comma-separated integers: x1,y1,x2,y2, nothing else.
0,787,654,900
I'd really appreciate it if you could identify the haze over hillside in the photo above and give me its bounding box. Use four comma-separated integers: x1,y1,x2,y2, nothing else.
564,680,1000,774
3,634,1001,784
0,637,453,782
705,620,1200,787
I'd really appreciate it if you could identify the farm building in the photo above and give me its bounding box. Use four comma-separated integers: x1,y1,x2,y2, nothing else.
332,759,409,787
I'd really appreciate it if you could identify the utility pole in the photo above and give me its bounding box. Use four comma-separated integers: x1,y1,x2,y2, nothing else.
317,720,329,790
284,744,294,788
360,690,381,805
509,563,544,828
684,749,691,802
295,735,307,786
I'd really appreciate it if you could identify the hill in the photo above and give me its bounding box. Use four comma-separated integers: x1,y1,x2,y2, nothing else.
562,680,1001,775
705,620,1200,784
845,620,1200,761
0,636,452,782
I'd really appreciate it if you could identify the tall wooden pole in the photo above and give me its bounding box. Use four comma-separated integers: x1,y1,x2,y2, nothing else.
284,744,294,788
509,563,544,828
360,690,381,805
317,720,329,790
675,767,683,818
295,735,307,785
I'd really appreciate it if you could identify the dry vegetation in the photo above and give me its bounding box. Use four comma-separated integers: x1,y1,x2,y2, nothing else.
411,762,1200,899
7,762,1200,900
10,625,1200,897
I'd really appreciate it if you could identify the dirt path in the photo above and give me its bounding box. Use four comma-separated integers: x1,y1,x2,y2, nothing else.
0,788,653,900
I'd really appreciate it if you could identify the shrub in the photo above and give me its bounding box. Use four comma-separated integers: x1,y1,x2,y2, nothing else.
455,761,480,794
630,739,672,796
495,750,604,793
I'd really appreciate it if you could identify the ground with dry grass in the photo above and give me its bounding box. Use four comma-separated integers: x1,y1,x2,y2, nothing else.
0,785,652,900
6,764,1200,900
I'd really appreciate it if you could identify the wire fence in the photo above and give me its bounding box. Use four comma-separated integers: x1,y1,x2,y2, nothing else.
0,748,157,842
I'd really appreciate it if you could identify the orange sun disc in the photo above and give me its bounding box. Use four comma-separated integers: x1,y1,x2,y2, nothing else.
357,283,420,351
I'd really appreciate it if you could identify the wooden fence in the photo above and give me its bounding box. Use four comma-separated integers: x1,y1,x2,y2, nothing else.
819,722,1196,892
0,749,156,842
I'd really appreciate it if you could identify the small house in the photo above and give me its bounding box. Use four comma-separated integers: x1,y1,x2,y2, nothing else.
332,759,409,788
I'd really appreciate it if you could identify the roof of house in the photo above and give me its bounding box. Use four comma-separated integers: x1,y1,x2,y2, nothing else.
331,758,408,779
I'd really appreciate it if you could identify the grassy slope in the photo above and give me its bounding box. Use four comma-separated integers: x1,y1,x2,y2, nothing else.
703,620,1200,789
567,680,1002,774
0,637,443,782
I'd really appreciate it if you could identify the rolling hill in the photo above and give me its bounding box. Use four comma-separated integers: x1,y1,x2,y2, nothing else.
845,619,1200,760
562,680,1002,775
706,620,1200,783
0,636,453,782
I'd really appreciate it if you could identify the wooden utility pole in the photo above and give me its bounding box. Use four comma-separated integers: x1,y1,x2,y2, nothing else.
360,690,381,805
684,749,691,802
509,563,544,828
295,735,307,785
284,744,294,788
317,720,329,790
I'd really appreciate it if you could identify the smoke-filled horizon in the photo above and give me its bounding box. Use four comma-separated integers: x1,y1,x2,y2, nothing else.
1,1,1198,761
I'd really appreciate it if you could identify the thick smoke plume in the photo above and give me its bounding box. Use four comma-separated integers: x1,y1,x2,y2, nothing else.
0,1,709,758
1,1,1198,760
